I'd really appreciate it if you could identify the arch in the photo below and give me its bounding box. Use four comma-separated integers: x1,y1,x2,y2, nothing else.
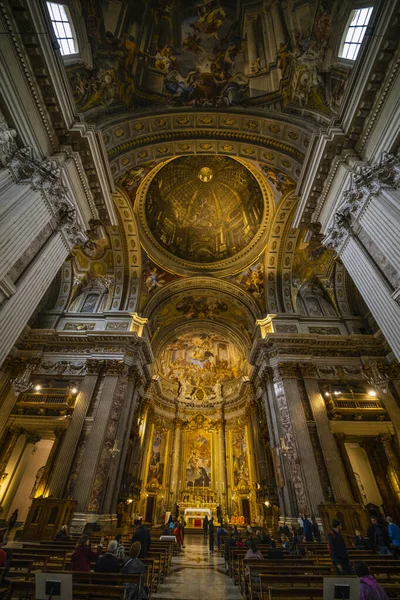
100,110,316,185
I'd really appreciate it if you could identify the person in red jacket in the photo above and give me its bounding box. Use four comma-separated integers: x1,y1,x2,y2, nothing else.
0,545,7,568
70,535,102,571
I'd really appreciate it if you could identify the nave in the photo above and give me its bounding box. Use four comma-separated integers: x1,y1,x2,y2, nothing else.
152,535,242,600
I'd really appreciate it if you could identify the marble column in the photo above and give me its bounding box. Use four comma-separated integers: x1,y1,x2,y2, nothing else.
379,433,400,503
259,369,295,518
334,433,362,504
340,234,400,360
247,401,262,484
300,366,354,503
0,231,70,366
170,419,183,505
277,364,324,516
36,430,64,498
102,369,142,514
0,428,23,483
74,363,123,512
217,419,228,513
46,370,99,499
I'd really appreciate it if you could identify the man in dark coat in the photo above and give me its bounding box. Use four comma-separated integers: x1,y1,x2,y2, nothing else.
209,517,215,553
328,519,352,574
131,520,151,558
203,514,209,541
303,515,314,542
367,517,391,555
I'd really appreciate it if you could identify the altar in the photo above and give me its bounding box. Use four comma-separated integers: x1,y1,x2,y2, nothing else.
184,507,212,528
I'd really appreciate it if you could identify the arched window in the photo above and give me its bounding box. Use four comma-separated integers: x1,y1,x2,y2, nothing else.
46,2,78,56
339,6,373,61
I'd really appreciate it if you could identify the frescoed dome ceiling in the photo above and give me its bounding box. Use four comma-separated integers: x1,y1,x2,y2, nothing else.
135,155,274,277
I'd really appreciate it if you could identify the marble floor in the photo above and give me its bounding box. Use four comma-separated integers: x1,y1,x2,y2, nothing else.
152,534,243,600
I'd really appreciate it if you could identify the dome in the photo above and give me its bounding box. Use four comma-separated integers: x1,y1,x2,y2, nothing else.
135,155,273,276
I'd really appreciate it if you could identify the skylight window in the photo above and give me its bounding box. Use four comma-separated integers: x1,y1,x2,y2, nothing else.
339,7,373,60
47,2,78,56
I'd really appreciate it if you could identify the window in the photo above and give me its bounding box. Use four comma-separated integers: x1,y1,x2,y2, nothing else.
339,6,373,60
47,2,78,56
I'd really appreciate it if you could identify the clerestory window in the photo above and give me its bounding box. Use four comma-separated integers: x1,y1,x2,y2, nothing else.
46,2,78,56
339,6,373,61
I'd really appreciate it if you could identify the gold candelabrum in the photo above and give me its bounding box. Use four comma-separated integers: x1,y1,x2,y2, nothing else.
179,485,220,507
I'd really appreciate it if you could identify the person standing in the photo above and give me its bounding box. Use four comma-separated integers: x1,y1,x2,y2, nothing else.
181,517,187,548
7,510,18,533
328,519,352,575
203,514,209,542
209,517,215,553
367,517,391,555
386,517,400,558
131,520,151,558
224,533,236,573
303,515,313,542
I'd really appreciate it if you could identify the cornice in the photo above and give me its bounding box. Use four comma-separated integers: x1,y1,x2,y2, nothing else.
15,330,153,365
108,129,304,161
294,1,400,226
250,333,388,365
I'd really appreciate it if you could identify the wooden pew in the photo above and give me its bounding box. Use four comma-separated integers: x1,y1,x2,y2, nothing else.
5,579,128,599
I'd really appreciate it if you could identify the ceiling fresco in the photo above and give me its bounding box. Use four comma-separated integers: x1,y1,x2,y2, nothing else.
158,331,246,388
143,155,264,264
67,0,347,119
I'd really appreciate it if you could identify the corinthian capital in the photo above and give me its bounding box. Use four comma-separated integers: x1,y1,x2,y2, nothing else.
0,110,17,167
9,148,88,250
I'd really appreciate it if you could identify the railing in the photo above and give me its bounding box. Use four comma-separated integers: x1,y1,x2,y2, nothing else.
15,389,75,416
325,392,386,418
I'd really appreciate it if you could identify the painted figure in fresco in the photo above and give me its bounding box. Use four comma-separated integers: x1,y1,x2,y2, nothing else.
235,264,264,300
183,31,205,54
147,431,164,487
143,262,167,294
191,0,226,40
185,432,212,487
232,430,250,489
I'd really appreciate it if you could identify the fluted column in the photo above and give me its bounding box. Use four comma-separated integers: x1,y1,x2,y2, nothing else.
379,433,400,503
46,369,99,498
245,15,258,72
247,401,262,484
0,231,70,366
274,364,324,516
300,365,354,503
0,428,23,482
74,362,123,511
340,235,400,359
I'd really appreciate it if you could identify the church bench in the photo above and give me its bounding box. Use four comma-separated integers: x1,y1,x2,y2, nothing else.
258,586,324,599
370,565,400,579
4,579,129,599
242,561,322,598
238,558,315,595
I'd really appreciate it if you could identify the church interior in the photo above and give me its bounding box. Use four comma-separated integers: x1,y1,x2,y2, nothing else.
1,0,400,597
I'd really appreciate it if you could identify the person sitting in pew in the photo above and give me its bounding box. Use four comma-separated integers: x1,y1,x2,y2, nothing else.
244,540,264,577
386,517,400,559
354,529,368,550
94,540,120,574
122,542,147,600
55,525,70,541
280,534,290,551
71,535,103,571
354,561,389,600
